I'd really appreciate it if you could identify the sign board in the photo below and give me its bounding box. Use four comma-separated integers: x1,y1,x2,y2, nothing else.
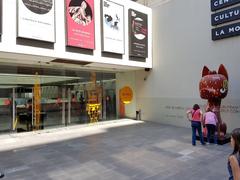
212,21,240,40
102,0,124,54
120,86,133,104
211,0,240,11
66,0,95,49
211,6,240,26
129,9,148,58
17,0,55,42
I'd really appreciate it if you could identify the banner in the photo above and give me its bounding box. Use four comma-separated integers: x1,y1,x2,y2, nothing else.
102,0,124,54
17,0,55,42
211,0,240,11
129,9,148,58
212,21,240,40
211,6,240,26
66,0,95,49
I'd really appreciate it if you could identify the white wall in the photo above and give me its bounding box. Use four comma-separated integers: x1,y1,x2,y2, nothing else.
136,0,240,132
116,71,137,119
0,0,152,69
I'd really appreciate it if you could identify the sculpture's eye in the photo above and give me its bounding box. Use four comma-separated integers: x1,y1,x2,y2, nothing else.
220,88,226,94
220,80,228,94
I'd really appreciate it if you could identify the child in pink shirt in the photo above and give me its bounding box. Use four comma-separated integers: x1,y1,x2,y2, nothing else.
186,104,205,146
203,108,218,144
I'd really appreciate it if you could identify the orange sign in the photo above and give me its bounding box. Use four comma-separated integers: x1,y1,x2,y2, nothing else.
34,73,41,130
120,86,133,104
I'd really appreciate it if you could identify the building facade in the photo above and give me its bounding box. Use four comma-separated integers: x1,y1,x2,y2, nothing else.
0,0,152,132
136,0,240,132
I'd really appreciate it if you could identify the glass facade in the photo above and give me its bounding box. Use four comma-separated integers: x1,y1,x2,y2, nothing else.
0,63,116,133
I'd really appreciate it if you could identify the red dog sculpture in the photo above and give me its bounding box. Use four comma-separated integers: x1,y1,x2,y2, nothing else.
199,64,228,139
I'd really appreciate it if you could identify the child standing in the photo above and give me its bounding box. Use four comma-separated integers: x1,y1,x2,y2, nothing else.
186,104,205,146
203,108,218,144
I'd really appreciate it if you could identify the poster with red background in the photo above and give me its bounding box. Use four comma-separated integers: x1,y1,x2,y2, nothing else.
66,0,95,49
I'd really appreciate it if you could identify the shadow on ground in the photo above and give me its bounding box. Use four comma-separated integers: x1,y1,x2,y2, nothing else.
0,121,232,180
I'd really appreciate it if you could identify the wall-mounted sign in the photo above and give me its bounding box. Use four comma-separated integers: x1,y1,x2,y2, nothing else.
129,9,148,58
120,86,133,104
66,0,95,49
212,6,240,26
211,0,240,11
102,0,124,54
212,21,240,40
17,0,55,42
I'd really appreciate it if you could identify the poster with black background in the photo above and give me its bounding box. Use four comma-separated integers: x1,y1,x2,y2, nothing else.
129,9,148,58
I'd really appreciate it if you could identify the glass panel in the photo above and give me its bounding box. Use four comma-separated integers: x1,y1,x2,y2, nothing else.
105,88,116,120
0,88,12,132
70,88,88,124
15,87,33,132
41,85,63,128
102,76,116,121
0,63,117,132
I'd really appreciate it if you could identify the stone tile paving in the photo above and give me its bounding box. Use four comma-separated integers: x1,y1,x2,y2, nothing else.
0,119,232,180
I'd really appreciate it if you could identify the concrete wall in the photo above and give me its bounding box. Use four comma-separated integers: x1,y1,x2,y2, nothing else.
136,0,240,132
0,0,152,69
116,72,137,119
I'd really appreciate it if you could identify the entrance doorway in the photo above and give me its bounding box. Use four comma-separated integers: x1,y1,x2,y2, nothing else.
0,64,117,133
0,88,12,132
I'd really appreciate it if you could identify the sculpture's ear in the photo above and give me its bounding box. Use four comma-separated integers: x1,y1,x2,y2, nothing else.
218,64,228,80
202,66,210,77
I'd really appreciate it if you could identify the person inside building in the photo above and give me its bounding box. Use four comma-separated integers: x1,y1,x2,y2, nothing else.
79,94,85,113
186,104,205,146
228,128,240,180
106,95,111,119
203,108,218,144
26,99,32,113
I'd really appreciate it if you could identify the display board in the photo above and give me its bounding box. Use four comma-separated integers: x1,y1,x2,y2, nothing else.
17,0,55,42
66,0,95,49
102,0,124,54
129,9,148,58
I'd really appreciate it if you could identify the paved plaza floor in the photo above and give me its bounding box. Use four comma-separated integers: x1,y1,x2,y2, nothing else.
0,119,232,180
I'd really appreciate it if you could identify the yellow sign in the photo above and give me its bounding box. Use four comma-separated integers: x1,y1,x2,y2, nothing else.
120,86,133,104
86,103,101,123
85,72,102,123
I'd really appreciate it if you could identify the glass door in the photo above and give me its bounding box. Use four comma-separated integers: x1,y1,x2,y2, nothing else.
70,88,88,125
41,85,65,128
102,79,116,120
0,88,13,132
15,87,33,132
104,89,116,120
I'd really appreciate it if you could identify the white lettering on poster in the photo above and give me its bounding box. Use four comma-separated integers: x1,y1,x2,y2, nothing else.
215,25,240,37
228,25,240,32
214,0,233,7
214,9,240,21
215,29,225,36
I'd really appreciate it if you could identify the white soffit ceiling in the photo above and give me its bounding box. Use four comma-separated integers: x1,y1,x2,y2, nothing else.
0,74,81,86
138,0,173,7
